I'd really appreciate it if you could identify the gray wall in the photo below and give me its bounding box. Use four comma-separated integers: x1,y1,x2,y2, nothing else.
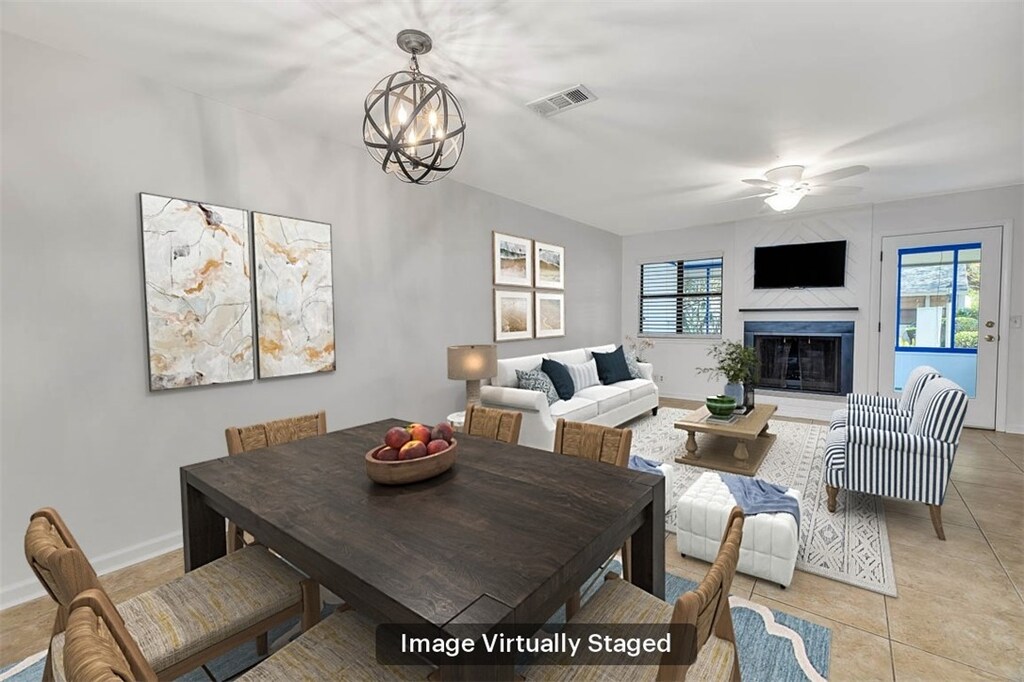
0,34,622,603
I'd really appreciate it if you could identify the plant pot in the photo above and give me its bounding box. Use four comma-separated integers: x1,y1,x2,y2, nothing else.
723,382,744,404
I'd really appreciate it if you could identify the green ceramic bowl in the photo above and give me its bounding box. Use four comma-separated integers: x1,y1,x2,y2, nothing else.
705,395,737,418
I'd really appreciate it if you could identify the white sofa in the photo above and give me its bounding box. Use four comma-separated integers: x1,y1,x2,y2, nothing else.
479,344,659,450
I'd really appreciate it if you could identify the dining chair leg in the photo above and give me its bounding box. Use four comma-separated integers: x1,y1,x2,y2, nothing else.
227,521,243,553
41,644,54,682
256,633,269,656
621,540,632,582
301,579,321,630
565,590,581,621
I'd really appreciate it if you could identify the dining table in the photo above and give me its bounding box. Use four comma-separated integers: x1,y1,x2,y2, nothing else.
180,418,665,681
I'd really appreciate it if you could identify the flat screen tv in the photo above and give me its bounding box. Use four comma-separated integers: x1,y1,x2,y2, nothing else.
754,240,847,289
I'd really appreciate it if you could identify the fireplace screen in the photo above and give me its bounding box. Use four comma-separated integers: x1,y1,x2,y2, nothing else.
753,335,842,395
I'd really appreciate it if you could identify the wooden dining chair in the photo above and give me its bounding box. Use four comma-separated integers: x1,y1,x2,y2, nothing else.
25,507,319,682
524,507,745,681
553,418,633,618
463,404,523,445
225,410,327,552
60,588,435,682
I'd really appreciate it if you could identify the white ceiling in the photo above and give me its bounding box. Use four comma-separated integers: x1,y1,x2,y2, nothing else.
3,1,1021,235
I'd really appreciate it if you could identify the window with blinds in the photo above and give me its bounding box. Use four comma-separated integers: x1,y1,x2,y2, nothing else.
639,257,723,336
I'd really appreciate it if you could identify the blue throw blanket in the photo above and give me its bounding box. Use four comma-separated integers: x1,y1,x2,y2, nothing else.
720,473,800,529
628,455,664,476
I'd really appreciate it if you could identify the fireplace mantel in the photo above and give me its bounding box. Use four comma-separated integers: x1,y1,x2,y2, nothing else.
739,307,859,312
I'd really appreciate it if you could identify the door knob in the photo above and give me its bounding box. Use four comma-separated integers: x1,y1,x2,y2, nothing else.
985,320,995,328
984,334,995,342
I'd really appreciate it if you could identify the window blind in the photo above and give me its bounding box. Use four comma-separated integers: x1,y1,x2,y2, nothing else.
639,257,723,336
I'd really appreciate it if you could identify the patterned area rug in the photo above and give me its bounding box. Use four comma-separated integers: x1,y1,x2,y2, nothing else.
0,567,831,682
627,407,897,597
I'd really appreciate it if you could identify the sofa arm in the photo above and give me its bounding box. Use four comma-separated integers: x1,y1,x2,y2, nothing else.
847,410,911,432
480,385,548,413
848,394,899,410
636,362,654,381
846,426,956,459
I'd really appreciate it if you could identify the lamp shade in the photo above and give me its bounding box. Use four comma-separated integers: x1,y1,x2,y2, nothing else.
447,345,497,381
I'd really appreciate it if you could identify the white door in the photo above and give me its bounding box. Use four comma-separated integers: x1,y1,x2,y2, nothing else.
878,226,1002,429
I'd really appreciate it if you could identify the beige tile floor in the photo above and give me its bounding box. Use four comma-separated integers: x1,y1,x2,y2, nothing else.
1,419,1022,680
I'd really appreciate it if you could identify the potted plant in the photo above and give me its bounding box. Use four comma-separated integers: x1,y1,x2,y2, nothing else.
625,335,655,362
697,341,759,405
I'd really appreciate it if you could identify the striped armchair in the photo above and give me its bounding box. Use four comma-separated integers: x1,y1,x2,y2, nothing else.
824,378,968,540
829,365,940,431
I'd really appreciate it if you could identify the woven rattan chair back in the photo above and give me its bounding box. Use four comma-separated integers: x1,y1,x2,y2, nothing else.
62,589,157,682
659,507,744,680
224,411,327,551
225,411,327,455
24,508,104,630
463,405,523,445
553,419,633,468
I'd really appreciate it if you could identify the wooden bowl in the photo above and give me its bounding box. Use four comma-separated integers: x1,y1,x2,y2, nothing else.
365,439,457,485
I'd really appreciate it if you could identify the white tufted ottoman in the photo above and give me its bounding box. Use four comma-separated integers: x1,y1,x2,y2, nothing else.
676,471,800,587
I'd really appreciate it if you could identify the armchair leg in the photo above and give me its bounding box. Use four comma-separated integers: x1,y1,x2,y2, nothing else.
825,485,839,513
928,504,945,541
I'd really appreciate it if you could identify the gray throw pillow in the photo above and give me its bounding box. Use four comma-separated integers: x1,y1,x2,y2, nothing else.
625,354,643,380
516,369,559,405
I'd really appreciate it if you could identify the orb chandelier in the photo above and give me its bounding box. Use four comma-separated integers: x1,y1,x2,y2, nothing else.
363,30,466,185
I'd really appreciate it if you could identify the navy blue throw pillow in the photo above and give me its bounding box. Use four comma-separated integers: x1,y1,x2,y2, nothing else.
541,358,575,401
592,346,633,385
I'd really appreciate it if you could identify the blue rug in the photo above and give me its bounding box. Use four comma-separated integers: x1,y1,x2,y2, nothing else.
1,567,830,681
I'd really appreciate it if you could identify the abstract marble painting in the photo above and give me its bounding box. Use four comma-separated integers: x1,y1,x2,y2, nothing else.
140,193,254,390
253,212,335,378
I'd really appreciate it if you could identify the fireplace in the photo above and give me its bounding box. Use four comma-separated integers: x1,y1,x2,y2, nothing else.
743,321,854,396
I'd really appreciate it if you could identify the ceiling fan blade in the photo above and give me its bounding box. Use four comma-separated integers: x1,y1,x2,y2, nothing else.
810,185,863,196
714,191,773,205
741,179,777,189
803,165,869,184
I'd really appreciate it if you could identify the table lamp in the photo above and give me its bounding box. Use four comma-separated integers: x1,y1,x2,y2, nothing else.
447,345,498,406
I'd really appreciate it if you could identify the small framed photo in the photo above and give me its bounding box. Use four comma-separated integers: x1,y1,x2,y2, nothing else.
494,289,534,342
535,292,565,338
534,241,564,290
493,232,533,287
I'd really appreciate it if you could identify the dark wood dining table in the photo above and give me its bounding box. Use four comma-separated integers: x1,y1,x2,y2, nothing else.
180,418,665,680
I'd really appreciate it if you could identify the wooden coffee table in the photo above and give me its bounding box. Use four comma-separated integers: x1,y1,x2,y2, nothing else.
673,403,777,476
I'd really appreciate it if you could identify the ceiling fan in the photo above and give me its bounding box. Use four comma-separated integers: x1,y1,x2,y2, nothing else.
741,165,869,212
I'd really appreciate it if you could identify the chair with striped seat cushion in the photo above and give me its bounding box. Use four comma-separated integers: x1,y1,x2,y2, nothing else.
523,508,744,681
26,508,318,682
828,365,940,431
60,589,435,682
825,378,968,540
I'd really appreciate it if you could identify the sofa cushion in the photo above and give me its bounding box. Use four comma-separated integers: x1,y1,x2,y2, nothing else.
495,354,544,388
610,378,657,402
549,396,599,422
546,348,587,365
516,369,558,405
574,385,631,413
592,346,633,385
585,344,617,359
541,358,575,401
565,359,601,391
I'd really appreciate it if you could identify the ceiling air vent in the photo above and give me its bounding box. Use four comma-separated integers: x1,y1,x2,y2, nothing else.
526,85,597,117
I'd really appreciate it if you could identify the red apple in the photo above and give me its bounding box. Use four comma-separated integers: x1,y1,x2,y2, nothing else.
375,447,400,461
384,427,412,450
426,439,449,456
399,440,427,460
432,422,455,444
408,423,432,444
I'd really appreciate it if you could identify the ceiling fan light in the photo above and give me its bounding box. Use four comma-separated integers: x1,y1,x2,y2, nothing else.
765,188,805,212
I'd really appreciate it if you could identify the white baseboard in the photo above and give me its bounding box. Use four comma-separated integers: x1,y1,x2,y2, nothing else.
663,391,840,423
1,530,183,610
1004,423,1024,434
